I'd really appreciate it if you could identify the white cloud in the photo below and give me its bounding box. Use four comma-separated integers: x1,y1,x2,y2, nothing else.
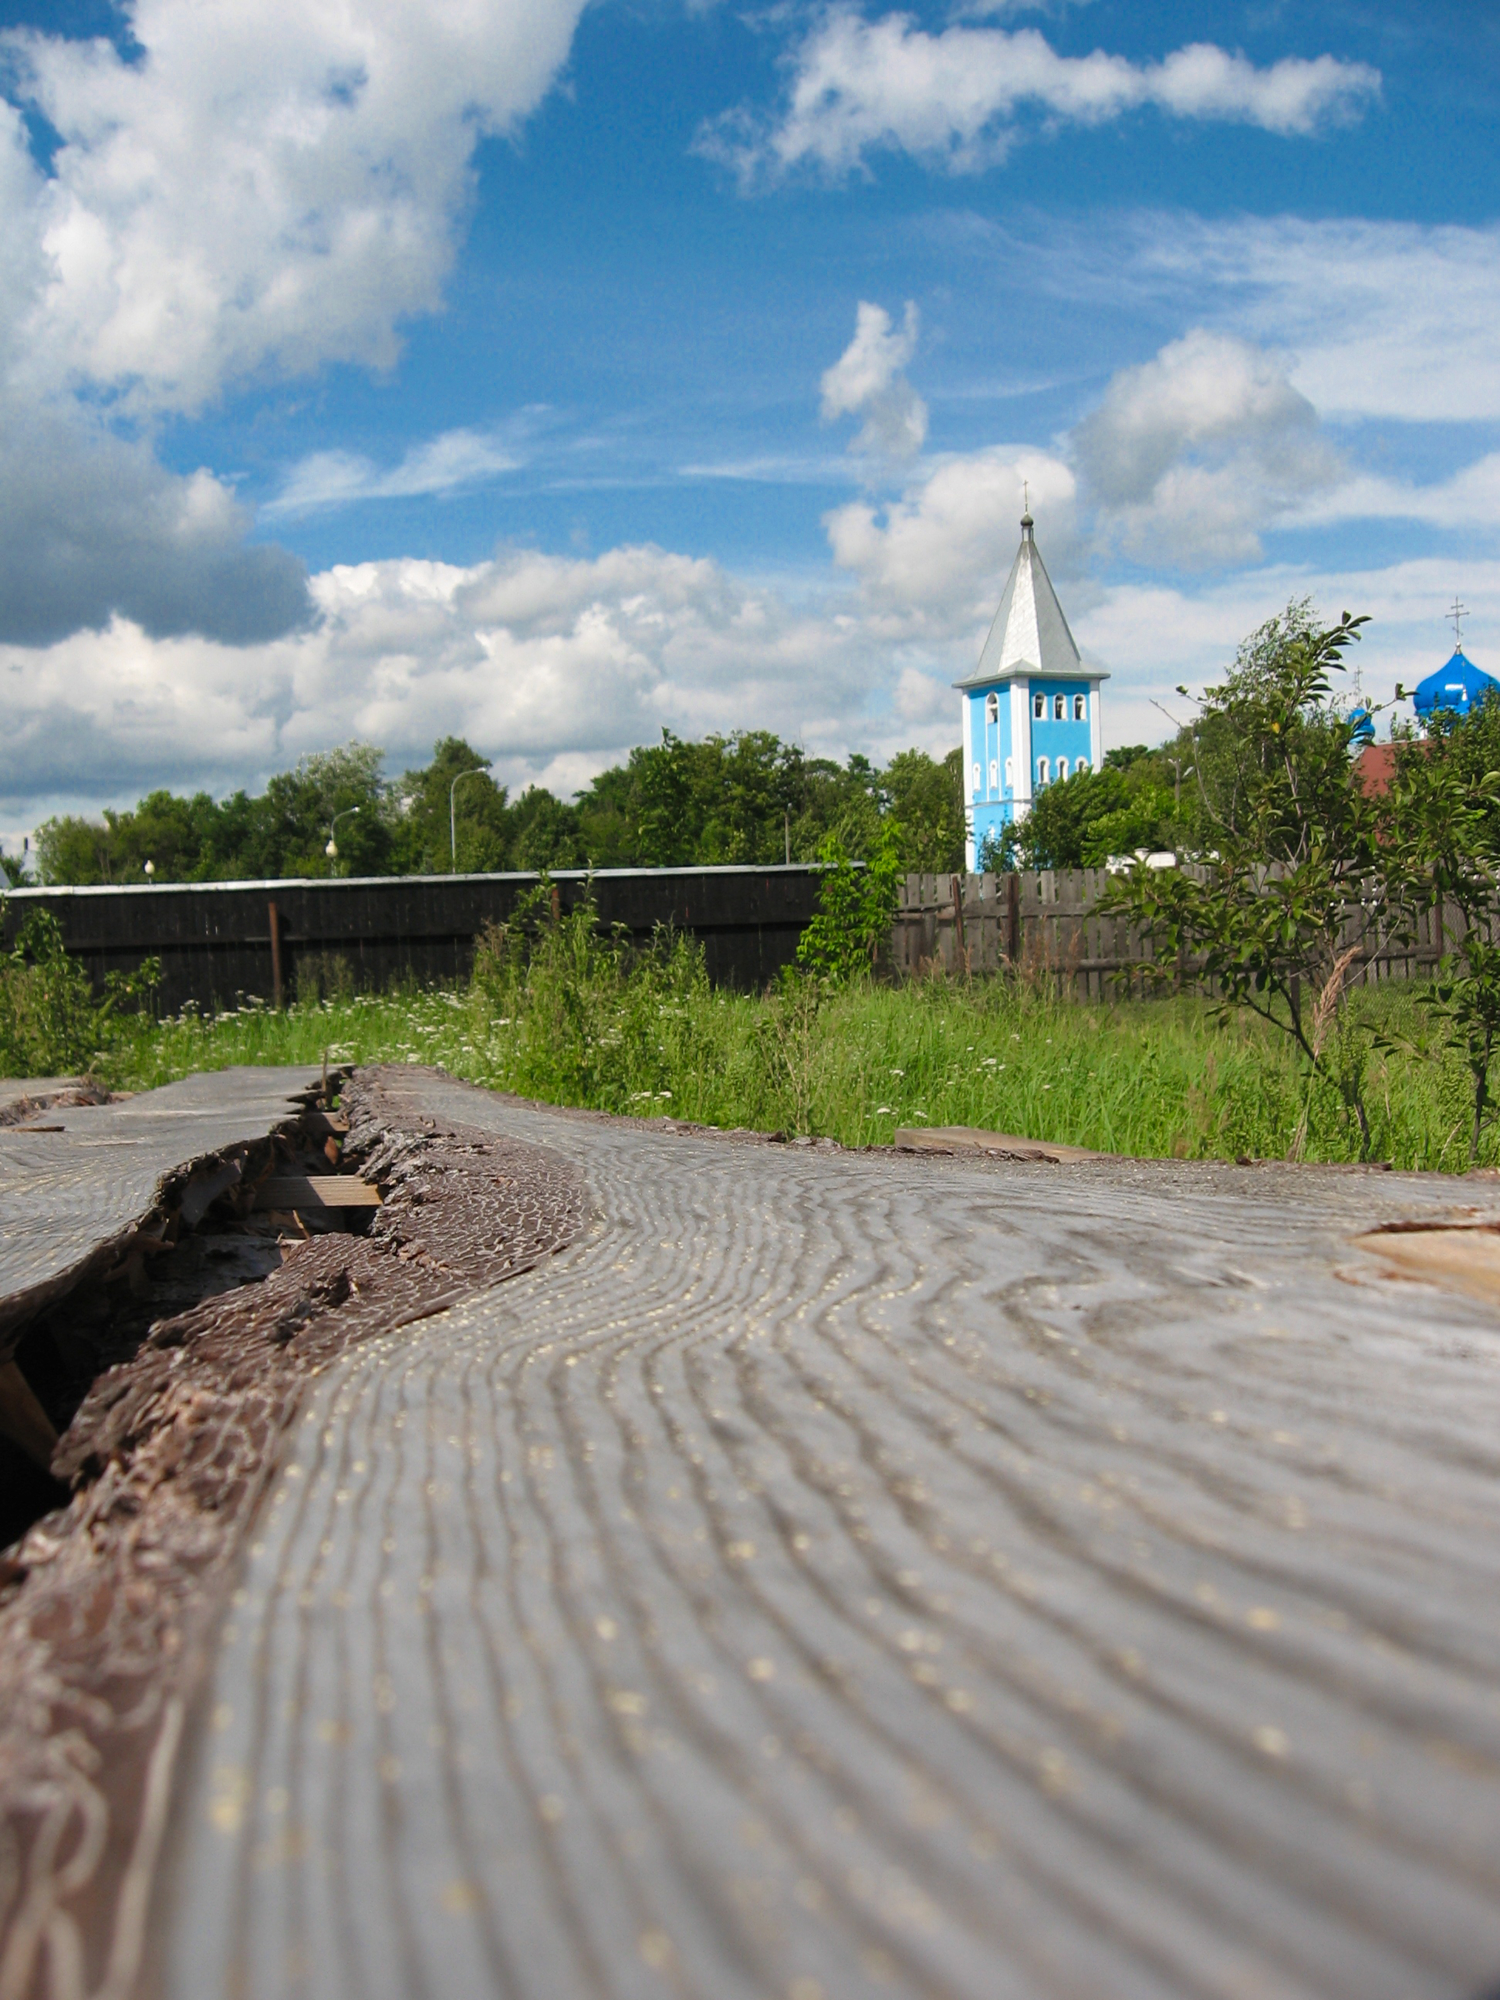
0,543,884,819
820,300,929,461
7,505,1500,830
0,0,587,644
1286,454,1500,533
7,0,589,415
825,446,1078,630
268,427,524,516
1081,213,1500,425
1074,557,1500,748
1073,329,1342,566
699,12,1380,183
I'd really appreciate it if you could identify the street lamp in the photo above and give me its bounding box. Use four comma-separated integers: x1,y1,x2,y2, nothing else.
450,766,491,872
326,805,360,860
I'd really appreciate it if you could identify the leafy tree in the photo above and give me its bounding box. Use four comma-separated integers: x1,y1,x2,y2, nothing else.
514,786,585,869
391,737,512,874
880,749,965,871
1102,603,1379,1154
1379,694,1500,1162
796,824,904,984
1005,763,1181,870
250,744,393,878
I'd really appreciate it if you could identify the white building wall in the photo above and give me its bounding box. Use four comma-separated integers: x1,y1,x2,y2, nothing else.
1011,680,1033,817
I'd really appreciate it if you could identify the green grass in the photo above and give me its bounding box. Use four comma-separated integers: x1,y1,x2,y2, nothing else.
90,914,1489,1173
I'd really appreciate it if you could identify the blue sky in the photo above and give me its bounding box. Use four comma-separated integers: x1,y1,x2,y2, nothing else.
1,0,1497,834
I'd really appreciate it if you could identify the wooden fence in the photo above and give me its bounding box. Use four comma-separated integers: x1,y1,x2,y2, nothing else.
893,869,1456,1001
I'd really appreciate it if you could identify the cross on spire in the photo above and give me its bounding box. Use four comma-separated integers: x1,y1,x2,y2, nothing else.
1451,596,1468,649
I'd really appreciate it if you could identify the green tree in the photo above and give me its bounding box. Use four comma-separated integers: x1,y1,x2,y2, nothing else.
252,743,393,877
796,824,904,984
514,786,585,869
880,749,965,871
1006,763,1181,870
391,738,513,874
1380,693,1500,1162
1102,604,1379,1154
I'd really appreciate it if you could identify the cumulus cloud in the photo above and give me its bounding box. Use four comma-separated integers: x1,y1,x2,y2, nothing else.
826,446,1078,629
0,411,310,646
0,543,885,820
698,12,1380,183
0,0,588,647
1072,330,1342,566
6,0,590,415
820,300,929,461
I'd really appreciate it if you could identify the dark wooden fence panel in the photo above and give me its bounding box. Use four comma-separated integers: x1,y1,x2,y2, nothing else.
1,867,826,1013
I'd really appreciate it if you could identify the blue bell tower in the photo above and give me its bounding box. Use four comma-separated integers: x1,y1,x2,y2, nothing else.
953,508,1107,870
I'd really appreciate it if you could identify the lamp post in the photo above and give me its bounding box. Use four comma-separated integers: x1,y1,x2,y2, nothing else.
325,805,360,861
450,767,491,872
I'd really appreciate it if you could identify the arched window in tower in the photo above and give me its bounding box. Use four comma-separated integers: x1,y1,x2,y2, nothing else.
1057,758,1068,780
1053,693,1066,721
1004,757,1013,789
1036,756,1050,787
989,759,999,792
1074,693,1087,722
985,692,999,724
1033,691,1044,720
972,762,982,798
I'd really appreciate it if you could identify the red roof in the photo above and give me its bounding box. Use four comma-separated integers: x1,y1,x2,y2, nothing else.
1354,742,1397,796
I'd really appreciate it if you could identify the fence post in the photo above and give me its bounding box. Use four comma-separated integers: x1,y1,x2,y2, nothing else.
268,901,284,1010
1006,872,1020,965
950,874,966,973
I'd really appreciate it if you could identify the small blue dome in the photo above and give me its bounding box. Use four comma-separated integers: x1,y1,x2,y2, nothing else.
1413,648,1500,721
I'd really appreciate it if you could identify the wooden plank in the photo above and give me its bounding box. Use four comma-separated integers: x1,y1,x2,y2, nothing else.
253,1174,381,1210
149,1074,1500,2000
895,1125,1110,1161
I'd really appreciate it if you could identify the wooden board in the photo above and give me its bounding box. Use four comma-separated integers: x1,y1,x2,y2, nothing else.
253,1174,382,1210
146,1074,1500,2000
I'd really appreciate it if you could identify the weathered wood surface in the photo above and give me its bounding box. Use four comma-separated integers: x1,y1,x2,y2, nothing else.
894,870,1458,1000
0,1068,323,1354
149,1073,1500,2000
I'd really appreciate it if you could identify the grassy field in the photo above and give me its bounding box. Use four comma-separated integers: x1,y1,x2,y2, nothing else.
95,916,1487,1173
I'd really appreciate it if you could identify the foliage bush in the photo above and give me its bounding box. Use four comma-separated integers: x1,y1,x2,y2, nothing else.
0,909,158,1077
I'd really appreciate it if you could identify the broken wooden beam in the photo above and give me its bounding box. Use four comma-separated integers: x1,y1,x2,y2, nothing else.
252,1175,381,1211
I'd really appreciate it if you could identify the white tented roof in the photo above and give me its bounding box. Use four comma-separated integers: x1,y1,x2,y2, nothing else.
953,515,1104,689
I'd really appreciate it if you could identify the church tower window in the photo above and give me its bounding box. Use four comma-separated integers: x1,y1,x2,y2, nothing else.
1036,756,1050,786
985,692,999,723
1033,691,1044,719
1074,693,1086,721
1053,693,1065,721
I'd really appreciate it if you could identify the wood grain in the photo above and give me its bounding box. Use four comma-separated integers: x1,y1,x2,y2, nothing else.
153,1073,1500,2000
